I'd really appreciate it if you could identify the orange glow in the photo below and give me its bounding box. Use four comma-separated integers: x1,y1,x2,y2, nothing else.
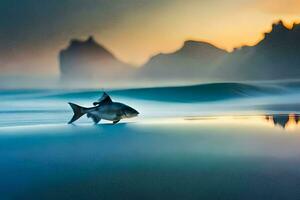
2,0,300,73
95,1,300,66
140,114,300,133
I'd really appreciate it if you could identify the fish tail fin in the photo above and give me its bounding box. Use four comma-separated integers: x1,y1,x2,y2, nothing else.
68,103,87,124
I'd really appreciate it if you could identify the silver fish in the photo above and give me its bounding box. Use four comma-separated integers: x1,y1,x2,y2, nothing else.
68,92,139,124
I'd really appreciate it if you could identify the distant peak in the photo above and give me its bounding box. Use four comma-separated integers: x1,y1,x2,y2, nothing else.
262,20,292,40
183,40,208,46
180,40,225,53
273,20,285,27
87,36,96,43
68,36,97,47
291,22,300,30
68,36,105,51
271,20,290,31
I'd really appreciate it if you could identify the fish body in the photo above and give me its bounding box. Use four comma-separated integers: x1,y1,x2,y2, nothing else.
68,93,139,124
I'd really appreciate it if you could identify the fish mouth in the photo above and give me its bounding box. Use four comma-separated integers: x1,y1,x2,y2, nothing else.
124,109,139,118
126,113,139,118
134,109,139,116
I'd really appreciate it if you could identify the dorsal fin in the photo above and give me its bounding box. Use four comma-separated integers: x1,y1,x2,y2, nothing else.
98,92,112,104
93,92,112,106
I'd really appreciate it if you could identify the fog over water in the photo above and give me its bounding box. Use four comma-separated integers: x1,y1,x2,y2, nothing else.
1,81,300,199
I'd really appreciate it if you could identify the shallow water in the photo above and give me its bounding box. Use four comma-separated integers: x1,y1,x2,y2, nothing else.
1,82,300,199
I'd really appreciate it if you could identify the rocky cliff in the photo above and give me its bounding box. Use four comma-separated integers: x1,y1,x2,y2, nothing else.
59,36,133,83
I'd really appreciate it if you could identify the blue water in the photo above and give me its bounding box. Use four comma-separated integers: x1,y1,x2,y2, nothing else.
1,81,300,127
1,81,300,199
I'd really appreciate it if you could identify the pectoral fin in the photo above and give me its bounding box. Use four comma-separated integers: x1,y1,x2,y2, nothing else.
92,116,101,124
87,113,101,124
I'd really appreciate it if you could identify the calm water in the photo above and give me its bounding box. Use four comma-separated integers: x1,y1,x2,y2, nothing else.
1,83,300,199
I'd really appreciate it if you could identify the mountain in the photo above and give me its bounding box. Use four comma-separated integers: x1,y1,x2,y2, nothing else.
139,21,300,82
59,36,134,83
217,21,300,80
139,41,227,81
59,21,300,86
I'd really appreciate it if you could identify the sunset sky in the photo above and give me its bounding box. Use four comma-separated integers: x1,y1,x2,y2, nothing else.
1,0,300,76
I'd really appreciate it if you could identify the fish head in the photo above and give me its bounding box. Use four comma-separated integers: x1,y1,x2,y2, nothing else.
122,105,139,118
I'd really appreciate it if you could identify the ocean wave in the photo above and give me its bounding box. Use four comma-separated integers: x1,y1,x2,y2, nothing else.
0,82,293,102
31,82,284,102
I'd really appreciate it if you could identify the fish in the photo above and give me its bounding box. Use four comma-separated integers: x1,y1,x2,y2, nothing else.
68,92,139,124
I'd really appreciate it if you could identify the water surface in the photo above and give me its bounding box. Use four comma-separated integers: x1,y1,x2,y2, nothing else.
1,82,300,199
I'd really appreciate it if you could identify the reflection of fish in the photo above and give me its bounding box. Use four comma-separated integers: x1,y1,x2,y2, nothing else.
68,92,139,124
